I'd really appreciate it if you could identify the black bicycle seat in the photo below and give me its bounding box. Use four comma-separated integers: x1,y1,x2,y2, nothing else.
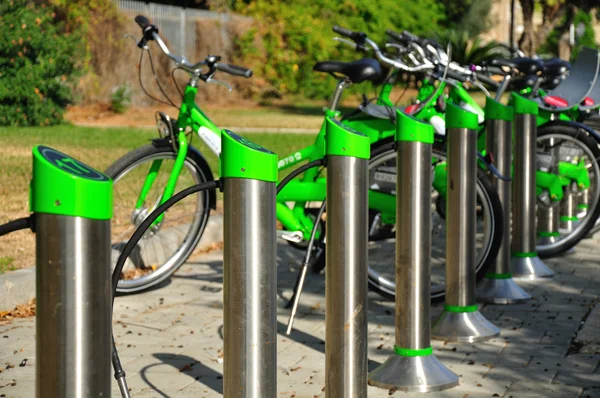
509,74,540,91
313,58,382,84
489,57,544,74
542,58,571,76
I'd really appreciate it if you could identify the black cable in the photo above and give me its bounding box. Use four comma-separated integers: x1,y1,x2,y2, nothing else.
147,49,178,109
277,159,326,195
171,67,185,102
477,152,511,181
110,179,220,393
0,216,34,237
138,49,174,107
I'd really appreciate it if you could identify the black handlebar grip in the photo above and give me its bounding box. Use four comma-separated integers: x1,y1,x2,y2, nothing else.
402,30,421,43
333,25,354,38
135,15,151,30
445,69,468,83
386,29,405,42
216,63,253,78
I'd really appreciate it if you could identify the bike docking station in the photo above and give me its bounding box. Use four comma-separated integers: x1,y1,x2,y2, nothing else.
368,111,459,392
220,130,278,398
31,146,112,397
477,98,532,304
537,137,564,247
324,117,370,397
510,94,555,280
431,104,500,342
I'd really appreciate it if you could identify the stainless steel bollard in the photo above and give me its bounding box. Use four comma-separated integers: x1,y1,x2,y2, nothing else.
324,117,369,397
32,146,112,397
369,111,458,392
432,104,500,342
221,130,278,398
510,94,555,280
477,99,531,304
560,186,579,231
537,203,561,245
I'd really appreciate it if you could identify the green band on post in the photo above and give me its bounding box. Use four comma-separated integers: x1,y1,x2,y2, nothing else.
485,97,513,121
537,231,560,237
560,216,578,221
485,273,512,279
394,346,433,357
512,93,539,115
446,102,480,130
444,304,478,313
220,130,278,182
512,251,537,258
578,204,589,209
396,110,434,144
31,146,112,220
325,117,370,159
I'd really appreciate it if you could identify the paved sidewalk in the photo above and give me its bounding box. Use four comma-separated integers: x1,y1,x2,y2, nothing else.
0,239,599,397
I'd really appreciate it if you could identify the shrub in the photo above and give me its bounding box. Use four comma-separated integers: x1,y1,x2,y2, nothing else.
0,0,84,126
231,0,444,99
110,83,132,114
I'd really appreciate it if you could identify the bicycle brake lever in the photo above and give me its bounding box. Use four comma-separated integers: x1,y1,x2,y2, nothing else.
206,77,232,92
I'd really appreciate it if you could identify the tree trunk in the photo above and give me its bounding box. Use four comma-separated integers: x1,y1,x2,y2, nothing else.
519,0,535,55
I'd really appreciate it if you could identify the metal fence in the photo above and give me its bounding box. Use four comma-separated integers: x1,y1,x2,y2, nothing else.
113,0,250,57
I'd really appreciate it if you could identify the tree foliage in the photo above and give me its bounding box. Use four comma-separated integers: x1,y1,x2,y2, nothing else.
436,30,512,66
231,0,444,99
0,0,85,126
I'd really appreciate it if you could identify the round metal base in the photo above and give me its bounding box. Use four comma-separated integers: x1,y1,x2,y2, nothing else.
431,310,500,343
511,256,555,280
368,354,459,392
476,277,531,304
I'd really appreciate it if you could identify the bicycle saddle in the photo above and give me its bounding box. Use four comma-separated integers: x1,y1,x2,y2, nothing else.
489,57,544,74
313,58,382,83
542,58,571,77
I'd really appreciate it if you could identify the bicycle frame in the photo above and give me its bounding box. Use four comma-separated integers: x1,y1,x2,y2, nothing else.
133,82,399,241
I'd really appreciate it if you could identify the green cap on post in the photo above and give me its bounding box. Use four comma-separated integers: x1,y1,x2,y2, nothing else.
396,110,434,143
446,103,479,130
325,117,370,159
512,93,539,115
485,97,513,121
30,145,112,220
220,129,278,182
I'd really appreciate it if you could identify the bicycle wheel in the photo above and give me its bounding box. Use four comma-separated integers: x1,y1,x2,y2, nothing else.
105,142,214,294
366,138,503,302
536,123,600,257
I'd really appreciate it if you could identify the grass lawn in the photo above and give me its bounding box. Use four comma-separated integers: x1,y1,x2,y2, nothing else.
0,125,316,272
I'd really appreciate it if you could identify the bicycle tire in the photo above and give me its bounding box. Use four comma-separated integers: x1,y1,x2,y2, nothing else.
366,137,503,302
106,141,215,294
536,122,600,258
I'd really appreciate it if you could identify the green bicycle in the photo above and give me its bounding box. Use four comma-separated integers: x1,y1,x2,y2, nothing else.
108,17,503,301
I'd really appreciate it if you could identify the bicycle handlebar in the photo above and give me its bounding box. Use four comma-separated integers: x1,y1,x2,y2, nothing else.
135,15,151,30
134,15,252,79
216,62,253,78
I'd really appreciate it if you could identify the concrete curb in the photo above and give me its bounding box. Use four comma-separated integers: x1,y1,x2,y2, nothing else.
0,214,224,312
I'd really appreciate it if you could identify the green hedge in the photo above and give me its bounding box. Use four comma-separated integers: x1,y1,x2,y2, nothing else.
232,0,444,99
0,0,85,126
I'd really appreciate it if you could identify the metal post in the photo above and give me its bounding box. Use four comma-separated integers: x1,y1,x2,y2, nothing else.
477,99,531,304
537,203,561,245
510,94,555,280
324,117,369,397
32,146,112,397
221,130,278,398
432,104,500,342
560,185,579,231
369,112,458,392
